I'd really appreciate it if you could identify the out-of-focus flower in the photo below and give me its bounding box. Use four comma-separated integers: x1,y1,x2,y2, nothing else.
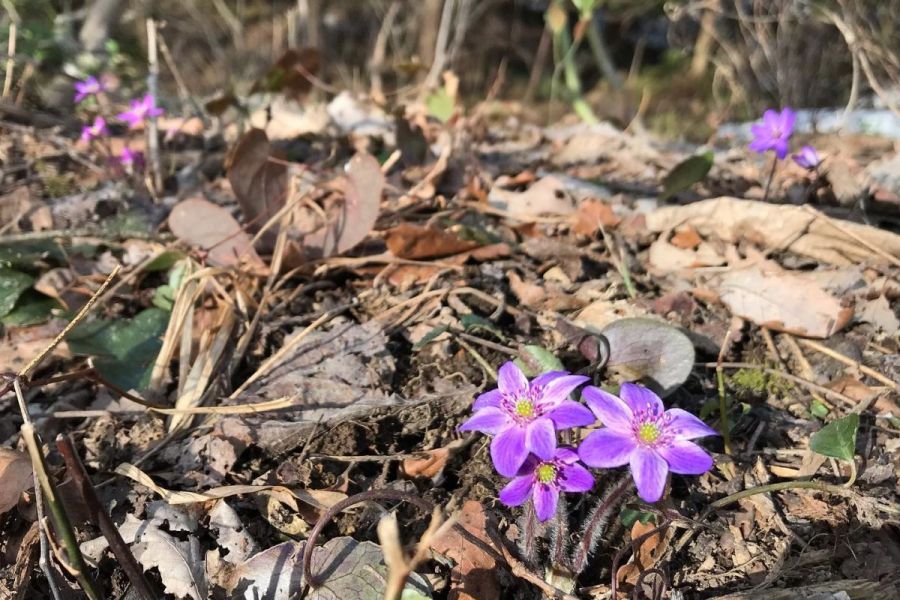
459,362,592,477
498,448,594,521
748,108,796,159
74,76,106,103
792,145,821,170
117,94,164,128
81,116,108,142
578,383,717,503
119,147,145,170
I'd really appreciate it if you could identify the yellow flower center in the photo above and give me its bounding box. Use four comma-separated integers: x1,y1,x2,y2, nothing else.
638,423,660,444
514,400,535,418
536,464,557,484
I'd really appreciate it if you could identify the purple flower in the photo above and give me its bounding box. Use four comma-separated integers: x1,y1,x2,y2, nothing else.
117,94,164,128
499,448,594,521
119,147,145,170
74,76,105,103
459,362,593,477
81,116,108,142
578,383,717,503
792,145,821,170
748,108,796,159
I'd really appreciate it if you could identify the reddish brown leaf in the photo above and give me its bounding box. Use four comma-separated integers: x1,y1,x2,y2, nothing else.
670,225,702,249
0,447,32,516
385,223,478,260
168,197,266,270
430,501,500,600
226,129,289,235
572,199,620,235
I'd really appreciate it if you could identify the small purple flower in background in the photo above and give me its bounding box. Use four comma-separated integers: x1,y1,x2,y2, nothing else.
117,94,164,128
74,76,105,103
459,362,592,477
499,448,594,521
578,383,717,503
81,116,108,142
119,147,145,170
748,108,796,159
792,145,821,170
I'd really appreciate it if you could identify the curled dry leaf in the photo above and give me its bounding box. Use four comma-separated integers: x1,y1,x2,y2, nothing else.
400,438,467,480
385,223,478,260
0,448,32,515
226,128,289,236
616,519,673,593
488,175,578,217
714,266,853,338
429,501,500,600
571,198,620,236
168,197,266,270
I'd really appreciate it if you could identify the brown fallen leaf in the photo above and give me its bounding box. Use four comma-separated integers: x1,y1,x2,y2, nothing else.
400,439,467,479
430,501,500,600
572,198,620,235
670,225,702,249
488,175,578,217
616,519,672,596
644,197,900,267
385,223,478,259
0,448,32,516
168,197,267,271
226,128,289,236
714,265,853,338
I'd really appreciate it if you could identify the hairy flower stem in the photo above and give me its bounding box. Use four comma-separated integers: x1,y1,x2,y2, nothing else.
516,502,541,568
569,476,633,575
762,156,778,202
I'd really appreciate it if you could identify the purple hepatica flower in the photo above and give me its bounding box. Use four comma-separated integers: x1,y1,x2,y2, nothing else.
792,145,821,170
459,362,593,477
74,76,105,103
499,448,594,522
119,147,145,170
748,108,796,159
578,383,717,503
81,116,108,142
117,94,164,128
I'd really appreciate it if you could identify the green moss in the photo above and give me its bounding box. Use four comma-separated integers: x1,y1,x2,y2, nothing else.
729,367,792,400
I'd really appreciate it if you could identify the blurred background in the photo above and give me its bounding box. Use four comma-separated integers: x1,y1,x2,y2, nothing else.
3,0,899,141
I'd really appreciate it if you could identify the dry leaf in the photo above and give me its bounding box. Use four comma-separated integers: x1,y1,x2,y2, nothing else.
572,199,620,235
714,266,853,338
0,448,32,515
857,294,899,334
644,198,900,267
208,500,258,564
616,519,672,594
488,175,578,217
168,197,266,270
385,223,478,259
400,439,467,479
430,501,500,600
227,129,289,235
670,225,702,249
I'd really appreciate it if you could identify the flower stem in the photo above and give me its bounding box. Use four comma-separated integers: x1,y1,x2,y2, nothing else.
569,475,633,575
762,155,778,202
710,479,851,510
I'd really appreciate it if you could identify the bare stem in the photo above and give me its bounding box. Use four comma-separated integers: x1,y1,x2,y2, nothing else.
762,155,778,202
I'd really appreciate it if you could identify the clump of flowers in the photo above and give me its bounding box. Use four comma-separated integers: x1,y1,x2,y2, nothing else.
792,145,821,170
747,107,823,200
81,116,109,142
74,75,106,103
117,94,164,129
459,361,717,521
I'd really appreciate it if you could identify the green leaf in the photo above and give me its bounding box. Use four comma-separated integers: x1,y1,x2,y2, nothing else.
152,261,188,311
460,313,505,340
144,250,187,272
413,324,450,349
621,507,656,528
0,268,35,317
0,240,66,269
1,290,60,326
810,398,830,419
515,345,565,377
425,88,454,123
810,413,859,462
661,151,713,199
68,308,170,391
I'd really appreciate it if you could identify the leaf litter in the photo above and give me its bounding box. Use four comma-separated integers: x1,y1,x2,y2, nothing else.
1,58,900,600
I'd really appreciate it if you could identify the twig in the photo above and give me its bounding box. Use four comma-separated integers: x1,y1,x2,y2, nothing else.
56,435,156,600
796,338,899,390
145,18,163,195
2,22,15,99
32,477,63,600
456,338,498,381
762,155,778,202
378,507,455,600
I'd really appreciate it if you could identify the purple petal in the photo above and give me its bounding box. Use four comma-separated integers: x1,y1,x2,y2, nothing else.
557,462,594,493
531,371,567,389
762,109,779,129
554,447,580,463
582,386,633,431
538,374,590,409
578,428,636,468
473,389,502,411
546,400,595,430
525,418,556,460
458,407,510,434
619,383,664,415
748,137,771,153
533,483,559,522
667,408,718,440
499,475,534,506
497,362,528,399
490,426,527,477
658,440,713,475
780,107,796,135
773,139,789,159
630,448,668,503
